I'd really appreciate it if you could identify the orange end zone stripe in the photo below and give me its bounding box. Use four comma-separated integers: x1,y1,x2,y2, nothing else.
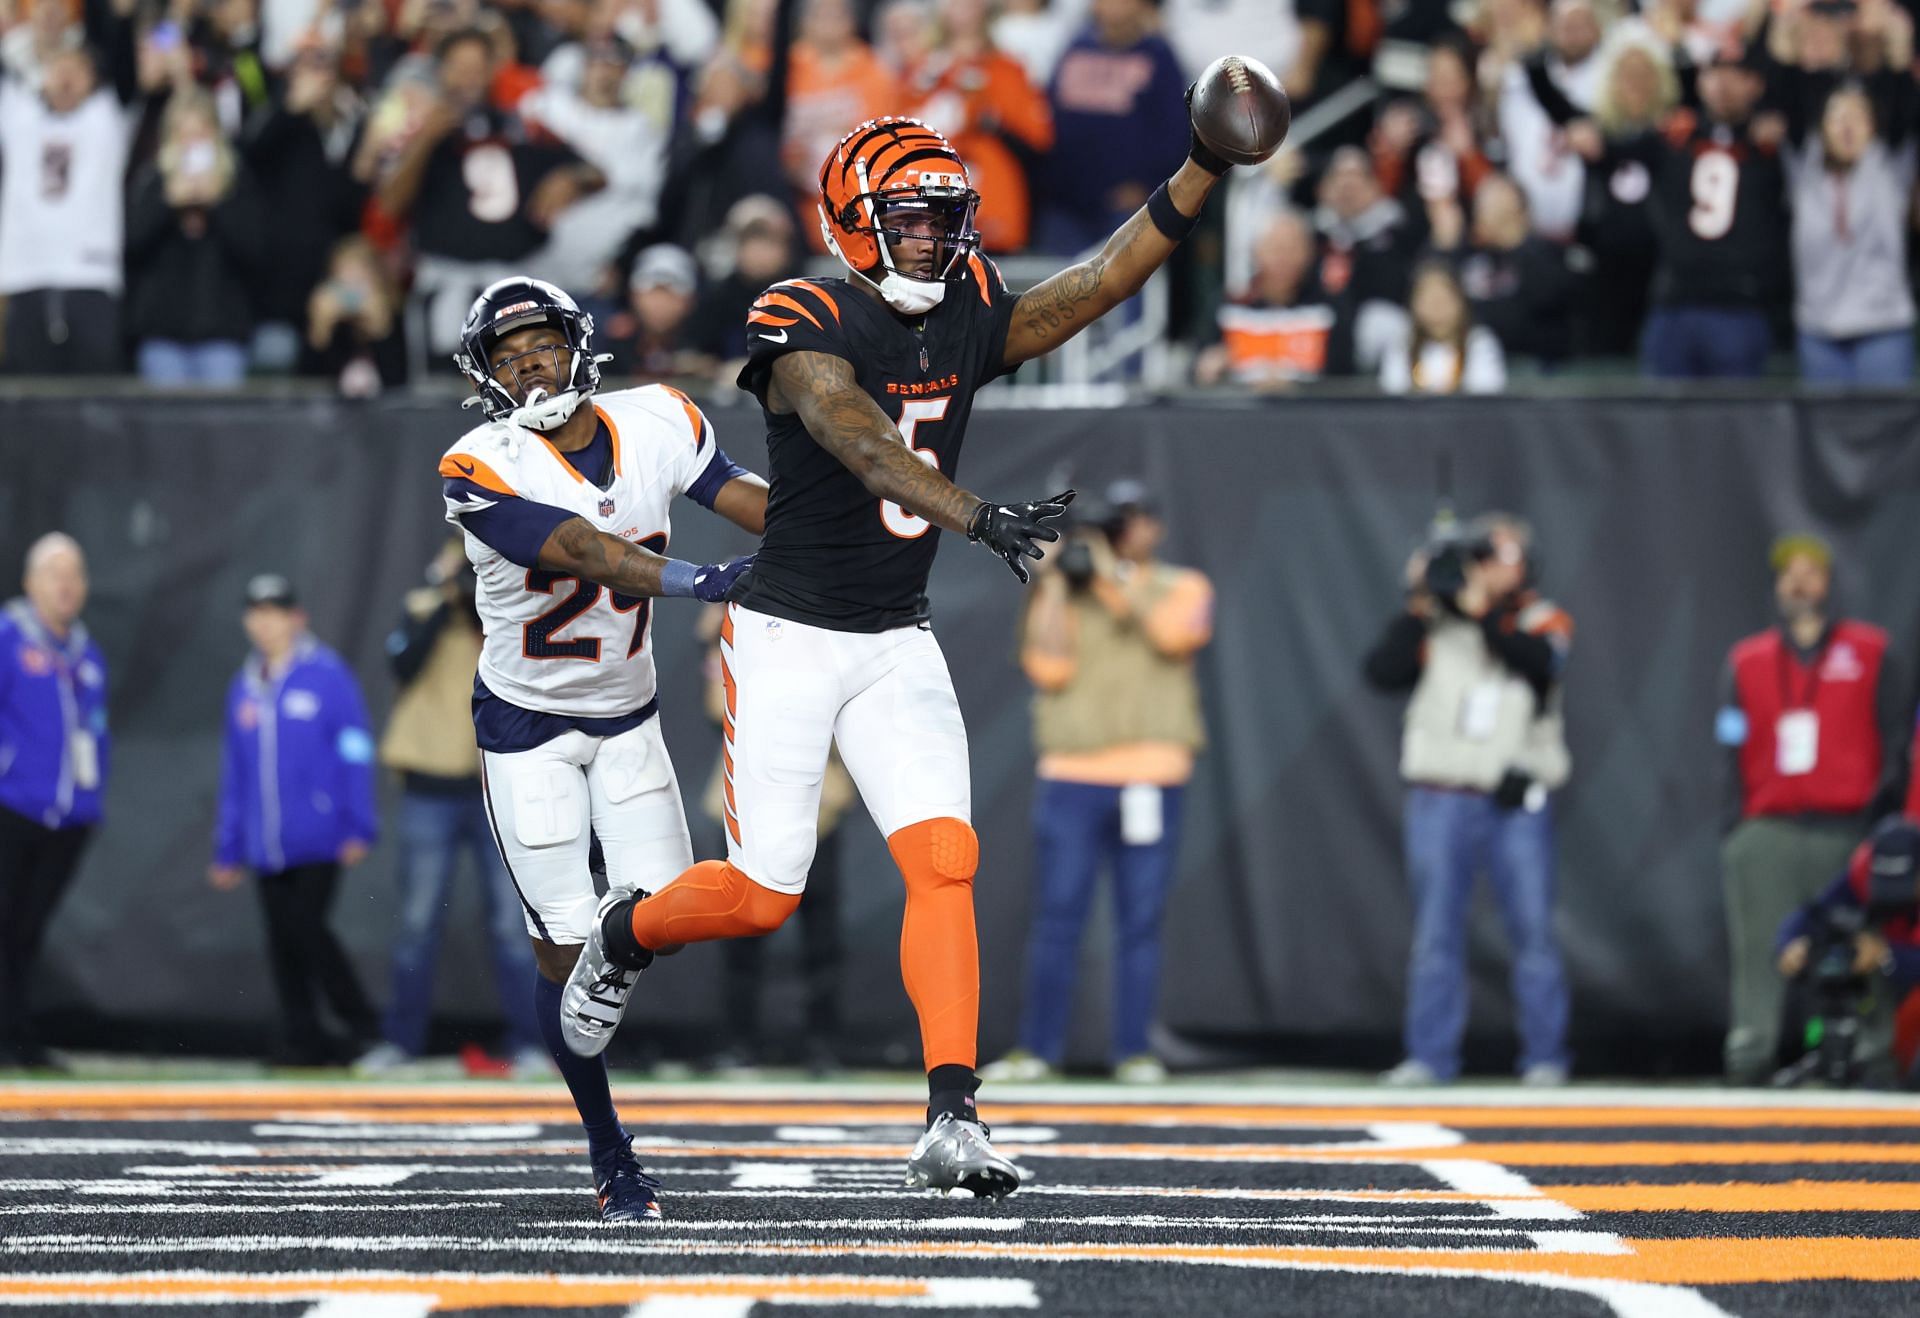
5,1242,1916,1299
712,1237,1920,1287
1358,1141,1920,1167
0,1276,930,1309
8,1093,1920,1129
1548,1181,1920,1213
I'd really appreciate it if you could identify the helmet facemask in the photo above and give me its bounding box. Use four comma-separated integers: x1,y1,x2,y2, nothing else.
828,168,980,315
487,334,579,419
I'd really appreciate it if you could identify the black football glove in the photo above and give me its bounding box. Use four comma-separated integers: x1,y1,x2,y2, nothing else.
1184,83,1235,177
968,490,1075,583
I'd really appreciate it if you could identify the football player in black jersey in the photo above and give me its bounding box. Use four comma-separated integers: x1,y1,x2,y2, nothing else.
565,112,1243,1198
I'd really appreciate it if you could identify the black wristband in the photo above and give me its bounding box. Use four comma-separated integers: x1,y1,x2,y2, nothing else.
1146,181,1200,242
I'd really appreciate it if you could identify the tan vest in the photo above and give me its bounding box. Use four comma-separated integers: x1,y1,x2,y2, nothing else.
379,591,484,780
1031,565,1207,757
1400,606,1571,792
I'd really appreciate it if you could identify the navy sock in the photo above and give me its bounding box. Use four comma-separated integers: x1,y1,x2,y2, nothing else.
534,973,626,1164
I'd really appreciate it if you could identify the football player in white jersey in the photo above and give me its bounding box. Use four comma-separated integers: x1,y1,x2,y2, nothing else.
441,277,765,1223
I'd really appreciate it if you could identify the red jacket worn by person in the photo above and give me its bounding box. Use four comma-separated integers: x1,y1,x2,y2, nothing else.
1723,621,1896,819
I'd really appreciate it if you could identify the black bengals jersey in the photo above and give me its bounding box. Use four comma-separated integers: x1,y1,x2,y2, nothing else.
1614,109,1787,311
733,257,1019,632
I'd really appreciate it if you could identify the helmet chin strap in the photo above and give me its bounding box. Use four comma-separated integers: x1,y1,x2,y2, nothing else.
510,386,585,432
822,213,948,315
502,353,612,432
853,264,946,315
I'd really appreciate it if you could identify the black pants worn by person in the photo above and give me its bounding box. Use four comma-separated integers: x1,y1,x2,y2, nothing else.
0,805,93,1065
2,289,122,374
254,862,378,1063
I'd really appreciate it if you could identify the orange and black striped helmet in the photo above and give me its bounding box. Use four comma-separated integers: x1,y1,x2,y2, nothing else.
818,117,980,298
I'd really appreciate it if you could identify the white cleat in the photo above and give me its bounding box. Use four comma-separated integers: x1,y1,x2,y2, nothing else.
904,1113,1025,1199
560,890,647,1058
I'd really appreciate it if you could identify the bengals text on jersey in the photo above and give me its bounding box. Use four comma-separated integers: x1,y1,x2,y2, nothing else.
732,258,1019,633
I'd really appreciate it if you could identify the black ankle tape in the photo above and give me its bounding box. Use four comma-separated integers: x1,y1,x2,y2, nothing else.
601,898,653,971
1146,181,1199,242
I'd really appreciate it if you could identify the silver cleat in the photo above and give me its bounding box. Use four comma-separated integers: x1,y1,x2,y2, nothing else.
904,1113,1025,1199
560,890,646,1058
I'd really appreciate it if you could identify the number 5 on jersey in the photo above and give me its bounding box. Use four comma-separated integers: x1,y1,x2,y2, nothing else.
881,398,950,539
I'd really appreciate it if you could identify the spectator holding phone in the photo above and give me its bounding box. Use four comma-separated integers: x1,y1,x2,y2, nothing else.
125,87,265,387
302,234,407,394
240,38,366,373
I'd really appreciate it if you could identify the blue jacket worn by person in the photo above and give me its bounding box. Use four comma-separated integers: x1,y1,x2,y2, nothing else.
1044,27,1189,225
0,598,109,829
1777,838,1920,985
215,634,378,873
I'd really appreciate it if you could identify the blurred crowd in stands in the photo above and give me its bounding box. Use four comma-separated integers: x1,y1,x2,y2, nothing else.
2,0,1919,394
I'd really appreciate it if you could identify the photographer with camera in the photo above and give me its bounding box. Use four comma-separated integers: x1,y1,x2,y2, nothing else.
1772,817,1920,1088
356,538,546,1077
1363,514,1573,1086
1717,533,1909,1085
982,480,1214,1084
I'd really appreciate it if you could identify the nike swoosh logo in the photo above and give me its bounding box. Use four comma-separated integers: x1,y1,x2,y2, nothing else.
454,459,476,476
758,329,789,344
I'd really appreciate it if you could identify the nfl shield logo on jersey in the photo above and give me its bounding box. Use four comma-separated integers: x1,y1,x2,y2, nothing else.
598,496,615,518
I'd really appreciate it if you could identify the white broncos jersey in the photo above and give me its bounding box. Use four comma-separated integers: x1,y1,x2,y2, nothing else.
439,385,723,719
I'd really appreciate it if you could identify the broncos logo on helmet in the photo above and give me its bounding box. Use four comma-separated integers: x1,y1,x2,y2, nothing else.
819,117,981,316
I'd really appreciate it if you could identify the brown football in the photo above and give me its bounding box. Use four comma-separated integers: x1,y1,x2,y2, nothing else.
1189,55,1291,167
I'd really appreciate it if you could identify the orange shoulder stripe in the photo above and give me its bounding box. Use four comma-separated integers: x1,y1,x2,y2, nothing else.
749,310,799,327
660,384,707,447
967,254,992,307
439,452,517,497
593,404,623,474
784,279,843,324
754,292,825,331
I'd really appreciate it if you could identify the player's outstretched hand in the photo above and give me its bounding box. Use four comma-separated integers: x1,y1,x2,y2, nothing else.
692,554,754,603
1184,84,1235,176
968,490,1075,584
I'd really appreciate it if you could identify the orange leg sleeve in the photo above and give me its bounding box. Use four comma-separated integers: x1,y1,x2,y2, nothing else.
888,817,981,1071
629,860,798,950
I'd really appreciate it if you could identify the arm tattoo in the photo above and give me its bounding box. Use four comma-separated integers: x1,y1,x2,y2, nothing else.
771,351,984,534
544,516,669,596
1007,208,1163,362
1014,258,1106,345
